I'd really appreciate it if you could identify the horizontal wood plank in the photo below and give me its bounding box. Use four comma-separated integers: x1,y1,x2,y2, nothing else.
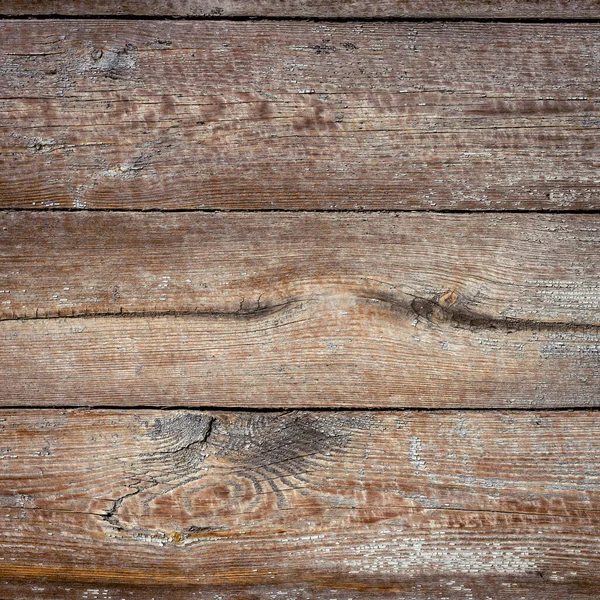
1,212,599,407
1,0,599,19
0,21,598,210
0,409,599,597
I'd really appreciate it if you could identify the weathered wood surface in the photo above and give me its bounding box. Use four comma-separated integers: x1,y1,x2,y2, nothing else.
1,21,598,210
1,0,599,18
1,211,599,408
0,409,599,598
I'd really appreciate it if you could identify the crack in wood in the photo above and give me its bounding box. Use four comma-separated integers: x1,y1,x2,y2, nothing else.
1,298,304,322
407,295,599,333
3,288,598,334
362,288,600,333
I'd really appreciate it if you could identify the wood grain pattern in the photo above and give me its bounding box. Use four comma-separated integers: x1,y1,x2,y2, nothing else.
1,211,599,408
1,7,599,599
1,0,599,18
1,21,598,210
1,409,599,598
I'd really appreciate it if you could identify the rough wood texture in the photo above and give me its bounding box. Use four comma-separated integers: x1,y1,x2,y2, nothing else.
1,0,599,18
0,409,599,598
1,21,598,210
1,211,599,408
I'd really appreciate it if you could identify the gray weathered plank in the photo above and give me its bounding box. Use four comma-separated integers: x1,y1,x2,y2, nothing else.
0,409,599,598
1,212,599,407
1,0,599,18
1,21,598,210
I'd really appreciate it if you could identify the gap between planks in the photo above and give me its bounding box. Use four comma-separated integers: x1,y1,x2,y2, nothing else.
2,406,600,412
1,15,600,22
2,208,600,214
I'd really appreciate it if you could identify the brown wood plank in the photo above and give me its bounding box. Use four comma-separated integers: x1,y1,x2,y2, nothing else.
0,21,598,210
1,0,599,18
0,409,599,597
1,211,599,408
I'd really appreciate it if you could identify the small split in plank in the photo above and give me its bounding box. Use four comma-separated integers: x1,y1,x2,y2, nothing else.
0,212,599,408
0,21,598,210
0,409,599,598
1,0,599,19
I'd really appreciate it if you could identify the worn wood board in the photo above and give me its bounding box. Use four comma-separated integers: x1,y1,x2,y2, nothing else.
1,0,599,18
1,212,599,407
0,409,599,597
1,21,598,210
